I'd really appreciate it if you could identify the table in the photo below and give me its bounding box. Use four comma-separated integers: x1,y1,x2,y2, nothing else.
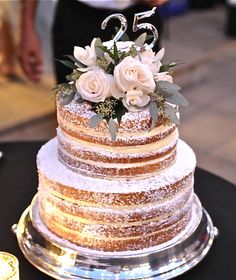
0,141,235,279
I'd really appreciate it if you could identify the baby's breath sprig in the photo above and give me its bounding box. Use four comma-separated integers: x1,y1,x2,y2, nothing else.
89,98,128,141
67,69,82,82
120,46,138,60
156,95,166,116
52,83,77,106
95,98,118,120
96,58,110,72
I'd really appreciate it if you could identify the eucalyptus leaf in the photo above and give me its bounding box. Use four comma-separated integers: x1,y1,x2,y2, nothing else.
108,118,117,141
165,104,180,126
95,38,104,59
156,81,188,106
165,92,189,107
63,55,86,68
134,33,147,47
89,114,103,128
157,81,181,93
55,59,77,70
148,101,158,129
59,92,75,106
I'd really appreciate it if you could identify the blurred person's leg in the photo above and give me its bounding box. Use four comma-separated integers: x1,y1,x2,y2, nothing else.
226,1,236,37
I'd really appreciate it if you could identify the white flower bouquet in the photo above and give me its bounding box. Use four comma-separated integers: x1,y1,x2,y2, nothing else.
54,33,188,140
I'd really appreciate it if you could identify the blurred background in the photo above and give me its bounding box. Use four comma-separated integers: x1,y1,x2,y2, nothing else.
0,0,235,184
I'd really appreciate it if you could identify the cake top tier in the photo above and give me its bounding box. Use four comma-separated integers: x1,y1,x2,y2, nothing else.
53,10,188,140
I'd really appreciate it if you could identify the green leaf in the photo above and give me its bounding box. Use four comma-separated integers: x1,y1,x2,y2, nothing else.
89,114,103,128
160,60,184,72
160,64,171,72
160,62,176,72
59,92,75,106
113,42,119,64
156,81,188,106
165,92,189,106
94,38,104,59
165,104,180,126
108,118,117,141
63,55,86,68
157,81,181,95
107,62,114,74
134,33,147,47
55,59,77,70
148,101,158,129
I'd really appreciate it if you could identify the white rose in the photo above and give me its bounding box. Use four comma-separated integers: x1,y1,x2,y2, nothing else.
139,48,165,75
123,89,150,111
154,71,173,83
74,38,97,67
75,70,113,103
114,56,155,93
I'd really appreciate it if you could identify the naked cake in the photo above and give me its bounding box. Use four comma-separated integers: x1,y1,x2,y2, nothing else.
36,29,202,252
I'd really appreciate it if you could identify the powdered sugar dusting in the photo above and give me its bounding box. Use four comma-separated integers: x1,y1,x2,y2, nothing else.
37,138,196,193
31,194,202,254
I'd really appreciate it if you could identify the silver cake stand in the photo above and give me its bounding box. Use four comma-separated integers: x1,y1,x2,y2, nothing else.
13,196,218,280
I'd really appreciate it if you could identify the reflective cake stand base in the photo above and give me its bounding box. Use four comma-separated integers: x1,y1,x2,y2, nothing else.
14,196,218,280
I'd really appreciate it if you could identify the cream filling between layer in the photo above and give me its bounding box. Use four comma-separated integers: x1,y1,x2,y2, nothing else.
40,193,193,226
58,144,175,170
41,212,190,241
57,127,179,157
58,115,176,141
38,180,193,210
37,139,196,193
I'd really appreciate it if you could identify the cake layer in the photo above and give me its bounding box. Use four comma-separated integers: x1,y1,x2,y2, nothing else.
57,127,178,177
39,191,193,238
57,100,177,147
37,138,195,188
57,100,179,176
37,139,197,251
39,203,192,251
38,186,193,223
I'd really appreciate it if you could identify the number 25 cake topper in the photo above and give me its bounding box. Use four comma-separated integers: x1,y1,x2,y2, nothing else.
101,7,158,50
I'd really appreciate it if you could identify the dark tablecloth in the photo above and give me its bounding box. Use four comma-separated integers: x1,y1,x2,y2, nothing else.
0,141,235,279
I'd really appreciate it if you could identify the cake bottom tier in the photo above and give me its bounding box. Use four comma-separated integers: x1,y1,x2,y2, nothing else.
37,138,198,252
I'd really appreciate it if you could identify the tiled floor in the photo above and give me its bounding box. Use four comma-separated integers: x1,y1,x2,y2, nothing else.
0,5,235,184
